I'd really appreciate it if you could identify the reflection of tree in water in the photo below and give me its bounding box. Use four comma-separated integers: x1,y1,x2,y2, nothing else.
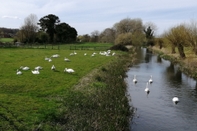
157,56,162,63
133,47,144,64
166,62,182,84
145,48,152,63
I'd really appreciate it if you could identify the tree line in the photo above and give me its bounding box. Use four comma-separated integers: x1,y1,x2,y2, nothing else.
1,14,155,48
78,18,155,47
15,14,77,44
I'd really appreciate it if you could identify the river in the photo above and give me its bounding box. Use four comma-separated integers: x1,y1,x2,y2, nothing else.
126,48,197,131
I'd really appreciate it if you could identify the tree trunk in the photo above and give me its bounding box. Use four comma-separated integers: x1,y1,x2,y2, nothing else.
177,44,186,58
194,45,197,55
171,46,176,54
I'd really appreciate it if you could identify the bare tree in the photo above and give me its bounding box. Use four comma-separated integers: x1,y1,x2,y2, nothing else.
113,18,143,35
90,30,100,42
99,28,115,43
19,14,39,43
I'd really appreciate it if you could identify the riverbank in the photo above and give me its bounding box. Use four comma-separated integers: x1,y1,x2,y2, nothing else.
150,46,197,79
59,51,134,130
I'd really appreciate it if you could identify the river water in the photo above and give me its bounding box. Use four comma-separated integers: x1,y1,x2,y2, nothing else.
126,48,197,131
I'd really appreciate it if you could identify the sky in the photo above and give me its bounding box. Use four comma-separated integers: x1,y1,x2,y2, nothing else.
1,0,197,36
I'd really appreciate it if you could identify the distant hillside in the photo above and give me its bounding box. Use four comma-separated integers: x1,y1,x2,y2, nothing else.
0,27,19,38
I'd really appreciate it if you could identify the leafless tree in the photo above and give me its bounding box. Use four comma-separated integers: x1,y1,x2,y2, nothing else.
18,14,39,43
99,28,116,43
113,18,143,35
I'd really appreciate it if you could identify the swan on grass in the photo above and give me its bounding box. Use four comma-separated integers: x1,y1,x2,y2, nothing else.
64,57,70,62
149,75,153,84
133,75,137,84
16,69,22,75
32,69,40,74
51,54,60,58
51,65,56,70
64,68,75,73
145,82,150,94
45,56,50,61
35,66,43,70
172,97,179,104
20,66,30,70
48,58,52,62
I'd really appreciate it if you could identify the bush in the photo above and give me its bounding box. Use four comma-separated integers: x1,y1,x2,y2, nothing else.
109,44,129,51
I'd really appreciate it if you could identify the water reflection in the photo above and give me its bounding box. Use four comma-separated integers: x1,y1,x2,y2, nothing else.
144,48,152,63
157,55,162,63
165,62,182,84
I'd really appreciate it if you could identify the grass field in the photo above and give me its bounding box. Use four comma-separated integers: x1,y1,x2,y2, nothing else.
0,38,14,43
0,45,132,130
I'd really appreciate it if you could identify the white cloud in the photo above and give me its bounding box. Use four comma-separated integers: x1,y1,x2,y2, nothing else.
2,15,21,19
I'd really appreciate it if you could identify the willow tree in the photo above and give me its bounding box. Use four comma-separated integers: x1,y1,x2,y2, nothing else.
184,21,197,55
164,24,187,58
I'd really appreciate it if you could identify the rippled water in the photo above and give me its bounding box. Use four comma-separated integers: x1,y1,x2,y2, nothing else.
126,48,197,131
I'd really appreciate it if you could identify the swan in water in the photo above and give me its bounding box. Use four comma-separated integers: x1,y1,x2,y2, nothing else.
16,69,22,75
64,68,75,73
51,65,55,70
32,69,40,74
133,75,137,84
20,66,30,70
149,75,153,84
145,82,150,94
172,97,179,104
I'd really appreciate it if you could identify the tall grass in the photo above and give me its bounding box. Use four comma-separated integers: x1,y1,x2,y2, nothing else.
0,47,133,130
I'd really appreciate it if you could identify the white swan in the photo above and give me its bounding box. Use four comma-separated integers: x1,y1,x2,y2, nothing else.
64,68,75,73
20,66,30,70
133,75,137,84
45,56,50,61
16,69,22,75
172,97,179,104
35,66,43,70
32,69,40,74
48,58,52,62
145,82,150,94
51,65,55,70
51,54,60,58
149,75,153,84
64,57,70,62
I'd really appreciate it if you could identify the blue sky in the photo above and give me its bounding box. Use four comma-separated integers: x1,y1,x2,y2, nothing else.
1,0,197,35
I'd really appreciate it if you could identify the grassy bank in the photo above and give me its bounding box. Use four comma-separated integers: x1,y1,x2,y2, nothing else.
0,46,133,130
151,46,197,79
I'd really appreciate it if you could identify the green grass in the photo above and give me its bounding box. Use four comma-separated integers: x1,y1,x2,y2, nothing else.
0,38,14,43
0,46,131,130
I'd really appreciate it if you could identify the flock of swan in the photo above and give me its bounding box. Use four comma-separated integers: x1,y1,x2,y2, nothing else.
133,75,179,105
16,50,115,75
